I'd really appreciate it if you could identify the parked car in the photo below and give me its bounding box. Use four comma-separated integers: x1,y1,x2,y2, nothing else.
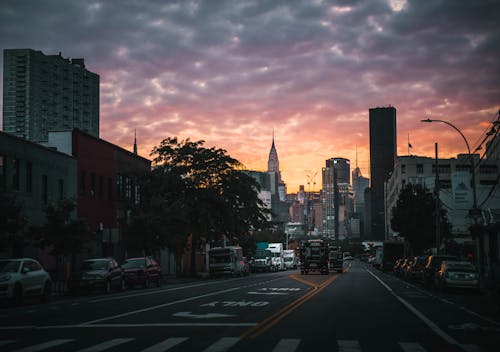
122,257,162,288
405,255,428,281
400,258,414,279
68,258,125,294
0,258,52,305
422,254,458,288
434,261,480,291
393,258,404,276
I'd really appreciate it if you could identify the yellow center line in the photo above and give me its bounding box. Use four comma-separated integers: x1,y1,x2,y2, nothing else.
288,274,317,287
240,274,339,339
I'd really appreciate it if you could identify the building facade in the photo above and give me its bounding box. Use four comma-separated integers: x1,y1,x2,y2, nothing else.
352,166,370,238
3,49,99,142
46,129,151,260
369,106,397,240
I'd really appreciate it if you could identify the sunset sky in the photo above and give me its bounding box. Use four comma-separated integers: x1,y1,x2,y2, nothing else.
1,0,499,193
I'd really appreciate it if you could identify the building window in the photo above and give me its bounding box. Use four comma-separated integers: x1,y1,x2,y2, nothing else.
90,172,96,197
58,179,64,200
98,175,103,199
116,174,122,200
80,170,86,194
0,155,5,192
456,164,470,172
108,177,113,200
125,177,131,199
26,161,32,193
12,158,20,190
416,164,424,174
480,165,498,174
42,175,48,205
401,164,406,174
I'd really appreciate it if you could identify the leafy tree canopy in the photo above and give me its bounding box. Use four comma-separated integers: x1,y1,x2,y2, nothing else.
390,183,451,255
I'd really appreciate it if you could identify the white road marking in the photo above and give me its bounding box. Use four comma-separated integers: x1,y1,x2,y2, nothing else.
76,338,135,352
12,339,74,352
80,287,241,325
37,322,257,328
0,340,15,346
458,306,500,326
461,344,481,352
173,312,235,319
399,342,427,352
248,291,289,295
203,337,240,352
367,269,475,352
272,338,301,352
90,276,287,303
141,337,188,352
338,340,361,352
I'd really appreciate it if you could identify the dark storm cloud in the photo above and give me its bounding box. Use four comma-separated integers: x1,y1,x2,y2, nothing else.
1,0,499,190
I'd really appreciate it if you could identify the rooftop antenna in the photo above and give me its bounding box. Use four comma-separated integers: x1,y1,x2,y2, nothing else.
133,129,137,155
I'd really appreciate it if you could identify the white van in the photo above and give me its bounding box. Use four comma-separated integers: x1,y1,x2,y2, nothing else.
283,249,297,269
208,246,245,277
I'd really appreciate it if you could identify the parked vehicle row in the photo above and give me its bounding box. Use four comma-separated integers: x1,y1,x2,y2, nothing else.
389,254,480,292
0,258,52,305
0,256,163,306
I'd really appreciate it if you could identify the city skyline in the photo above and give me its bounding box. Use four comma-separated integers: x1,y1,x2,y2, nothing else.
1,0,499,192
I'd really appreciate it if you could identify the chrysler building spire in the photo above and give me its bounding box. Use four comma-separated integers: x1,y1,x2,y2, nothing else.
268,130,280,174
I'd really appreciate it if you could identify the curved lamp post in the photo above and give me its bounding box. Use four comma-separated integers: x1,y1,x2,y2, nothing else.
420,118,478,212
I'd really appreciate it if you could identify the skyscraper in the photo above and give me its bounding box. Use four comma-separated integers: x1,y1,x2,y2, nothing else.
333,157,350,184
267,132,286,201
3,49,99,141
369,106,397,240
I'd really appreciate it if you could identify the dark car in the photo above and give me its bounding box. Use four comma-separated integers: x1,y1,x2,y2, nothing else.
434,260,480,292
405,255,428,281
68,258,125,294
122,257,162,288
422,254,458,288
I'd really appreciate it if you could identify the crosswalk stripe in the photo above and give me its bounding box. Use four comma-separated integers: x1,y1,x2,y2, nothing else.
461,344,481,352
141,337,189,352
399,342,427,352
0,340,15,347
203,337,240,352
338,340,361,352
13,339,74,352
76,338,135,352
272,338,301,352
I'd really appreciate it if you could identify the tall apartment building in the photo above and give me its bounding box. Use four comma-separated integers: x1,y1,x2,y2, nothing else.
3,49,99,141
369,106,397,240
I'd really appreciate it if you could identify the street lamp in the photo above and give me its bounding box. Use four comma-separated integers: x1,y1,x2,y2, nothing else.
420,118,478,212
421,118,483,274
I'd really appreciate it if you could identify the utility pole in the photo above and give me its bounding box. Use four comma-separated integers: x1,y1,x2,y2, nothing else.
334,168,339,245
434,143,441,254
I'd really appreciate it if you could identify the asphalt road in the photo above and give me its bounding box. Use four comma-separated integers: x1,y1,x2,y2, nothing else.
1,261,499,351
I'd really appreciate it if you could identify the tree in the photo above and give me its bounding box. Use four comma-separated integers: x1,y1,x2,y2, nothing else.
0,193,25,256
128,137,272,275
40,199,86,256
390,183,451,255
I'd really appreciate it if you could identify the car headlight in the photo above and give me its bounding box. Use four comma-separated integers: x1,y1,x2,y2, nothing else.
0,274,12,282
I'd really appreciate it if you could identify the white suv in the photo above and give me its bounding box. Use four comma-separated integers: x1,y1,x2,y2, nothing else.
0,258,52,305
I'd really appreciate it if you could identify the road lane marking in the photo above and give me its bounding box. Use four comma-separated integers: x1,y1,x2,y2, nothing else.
241,274,339,339
338,340,361,352
80,287,241,325
0,340,15,346
288,274,317,287
272,338,300,352
399,342,427,352
458,306,500,326
90,276,288,303
203,337,240,352
173,312,236,319
248,291,289,295
41,323,257,328
366,269,475,352
141,337,188,352
76,338,135,352
12,339,74,352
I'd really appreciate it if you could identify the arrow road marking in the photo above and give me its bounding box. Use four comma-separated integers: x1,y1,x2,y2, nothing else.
173,312,236,319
